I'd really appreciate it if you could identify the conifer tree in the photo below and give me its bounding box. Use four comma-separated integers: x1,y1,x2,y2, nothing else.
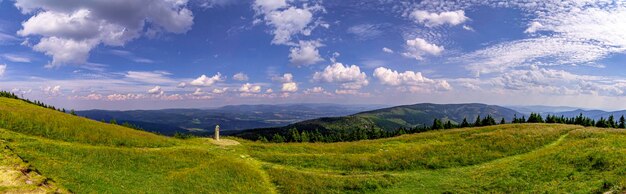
460,118,470,128
474,116,482,127
619,115,626,129
432,119,444,130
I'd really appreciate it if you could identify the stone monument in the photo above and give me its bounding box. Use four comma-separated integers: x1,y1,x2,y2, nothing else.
214,125,220,141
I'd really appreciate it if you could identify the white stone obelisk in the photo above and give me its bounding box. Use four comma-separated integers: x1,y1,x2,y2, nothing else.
214,125,220,141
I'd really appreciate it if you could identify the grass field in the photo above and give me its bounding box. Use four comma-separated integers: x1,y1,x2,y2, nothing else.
1,97,626,193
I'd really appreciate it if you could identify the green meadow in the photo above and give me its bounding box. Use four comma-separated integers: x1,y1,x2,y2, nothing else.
1,97,626,193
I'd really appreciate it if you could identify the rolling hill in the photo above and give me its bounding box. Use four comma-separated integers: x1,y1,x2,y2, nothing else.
235,103,521,139
2,97,626,193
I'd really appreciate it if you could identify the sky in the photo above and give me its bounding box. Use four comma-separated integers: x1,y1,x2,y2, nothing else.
0,0,626,110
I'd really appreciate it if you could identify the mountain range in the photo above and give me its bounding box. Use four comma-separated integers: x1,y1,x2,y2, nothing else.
76,103,384,135
234,103,520,139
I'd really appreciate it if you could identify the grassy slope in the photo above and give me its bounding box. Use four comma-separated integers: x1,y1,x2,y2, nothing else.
0,98,175,147
1,97,626,193
0,98,274,193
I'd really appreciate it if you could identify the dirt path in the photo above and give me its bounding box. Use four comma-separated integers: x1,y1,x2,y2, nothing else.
0,144,68,193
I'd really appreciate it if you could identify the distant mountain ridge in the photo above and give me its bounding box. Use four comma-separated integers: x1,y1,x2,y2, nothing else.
76,103,384,135
234,103,521,139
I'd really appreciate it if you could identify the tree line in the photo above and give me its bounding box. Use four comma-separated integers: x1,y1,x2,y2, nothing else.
0,91,77,115
259,112,626,143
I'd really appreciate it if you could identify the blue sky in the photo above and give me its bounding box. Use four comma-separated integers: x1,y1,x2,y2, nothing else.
0,0,625,110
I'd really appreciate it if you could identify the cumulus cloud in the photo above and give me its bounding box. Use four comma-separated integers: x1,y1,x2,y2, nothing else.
273,73,298,92
0,64,5,77
190,73,224,87
281,82,298,92
410,10,469,27
177,82,187,88
15,0,194,67
239,83,262,93
253,0,323,45
233,72,249,81
313,62,369,90
524,21,544,33
402,38,444,60
43,85,61,96
289,40,324,66
192,88,204,96
373,67,452,92
106,93,144,101
304,86,331,95
147,86,164,95
212,87,228,94
382,47,394,53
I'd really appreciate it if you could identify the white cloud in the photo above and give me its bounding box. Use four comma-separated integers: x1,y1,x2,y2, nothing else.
313,62,369,90
273,7,315,38
233,72,249,81
106,93,145,101
462,25,474,31
304,86,331,95
125,71,174,84
289,40,324,66
74,93,103,100
190,73,224,87
212,87,228,94
0,64,5,77
253,0,287,14
265,88,273,93
148,86,164,95
15,0,194,67
402,38,444,60
192,88,204,96
457,37,610,76
2,54,31,63
177,82,187,88
255,3,322,45
382,47,394,53
281,82,298,92
410,10,469,27
239,83,262,93
491,65,624,96
524,21,544,33
43,85,61,96
273,73,298,92
373,67,452,92
272,73,294,82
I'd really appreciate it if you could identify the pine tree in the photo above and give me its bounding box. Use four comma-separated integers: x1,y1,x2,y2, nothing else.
474,116,482,127
432,119,444,130
500,118,506,125
272,133,285,143
619,115,625,129
608,115,616,128
460,118,470,128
